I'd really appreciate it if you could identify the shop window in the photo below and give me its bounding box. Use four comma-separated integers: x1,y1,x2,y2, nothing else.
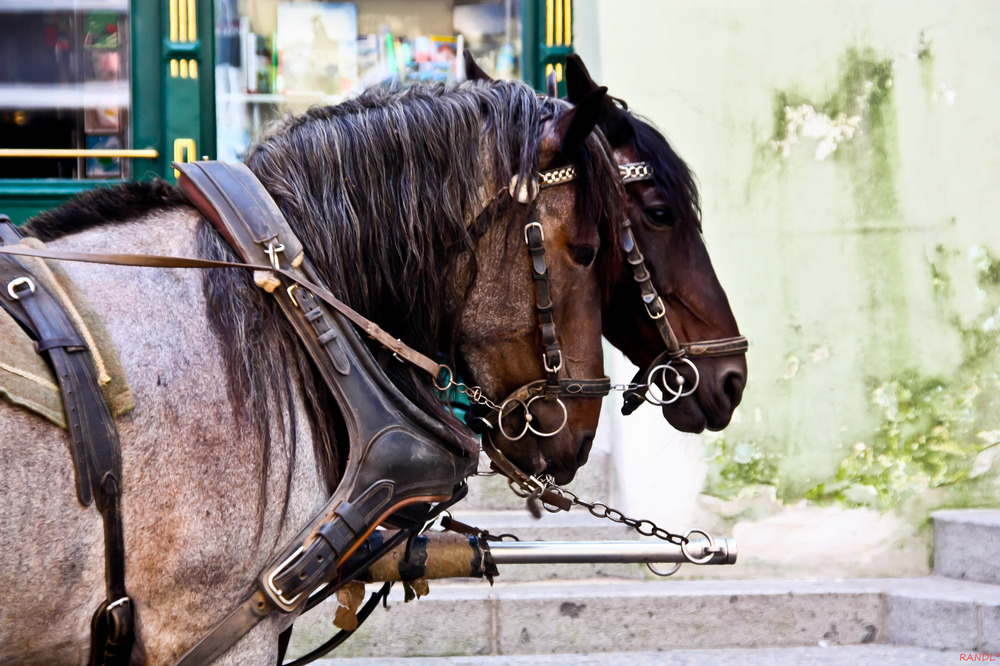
0,1,131,180
215,0,521,161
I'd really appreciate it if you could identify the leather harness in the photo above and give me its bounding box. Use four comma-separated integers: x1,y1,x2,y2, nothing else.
0,218,134,666
0,155,612,664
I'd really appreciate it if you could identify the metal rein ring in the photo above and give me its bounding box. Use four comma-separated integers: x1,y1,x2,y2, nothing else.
498,397,530,441
524,395,568,437
645,358,700,405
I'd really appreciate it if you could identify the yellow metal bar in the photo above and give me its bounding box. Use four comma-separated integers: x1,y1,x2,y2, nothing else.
0,148,159,159
556,62,563,81
555,0,563,46
187,0,197,41
178,0,187,42
189,60,198,79
170,59,179,78
546,64,553,80
546,0,554,47
564,0,572,45
169,0,178,42
179,59,189,78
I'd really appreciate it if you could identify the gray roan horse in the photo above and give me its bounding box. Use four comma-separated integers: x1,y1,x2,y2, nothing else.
462,53,748,433
0,80,624,664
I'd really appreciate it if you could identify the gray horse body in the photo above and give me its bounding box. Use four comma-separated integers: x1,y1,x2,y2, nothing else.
0,209,327,665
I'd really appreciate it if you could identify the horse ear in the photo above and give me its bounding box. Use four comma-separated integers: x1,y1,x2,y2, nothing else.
554,85,608,159
564,54,600,103
565,54,635,144
546,69,559,97
463,49,492,82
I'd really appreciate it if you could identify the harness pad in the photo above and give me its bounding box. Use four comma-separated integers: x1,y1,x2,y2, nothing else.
0,235,135,428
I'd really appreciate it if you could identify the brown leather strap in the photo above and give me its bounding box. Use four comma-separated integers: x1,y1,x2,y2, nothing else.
0,241,444,380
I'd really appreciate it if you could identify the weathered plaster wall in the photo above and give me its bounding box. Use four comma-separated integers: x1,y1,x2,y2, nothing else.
576,0,1000,578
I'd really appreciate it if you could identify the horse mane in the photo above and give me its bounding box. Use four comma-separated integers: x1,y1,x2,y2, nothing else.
21,180,190,240
612,110,703,234
17,80,625,498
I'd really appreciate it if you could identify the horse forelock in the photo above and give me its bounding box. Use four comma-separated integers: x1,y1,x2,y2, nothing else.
622,112,703,234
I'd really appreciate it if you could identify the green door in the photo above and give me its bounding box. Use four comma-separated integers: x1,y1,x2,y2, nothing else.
0,0,215,224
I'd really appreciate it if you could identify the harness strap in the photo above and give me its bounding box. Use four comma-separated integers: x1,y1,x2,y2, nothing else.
0,218,134,666
170,160,478,666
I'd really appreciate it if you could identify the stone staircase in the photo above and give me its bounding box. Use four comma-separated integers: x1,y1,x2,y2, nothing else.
286,459,1000,661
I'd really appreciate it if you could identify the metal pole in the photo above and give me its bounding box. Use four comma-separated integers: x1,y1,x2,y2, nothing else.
488,537,737,566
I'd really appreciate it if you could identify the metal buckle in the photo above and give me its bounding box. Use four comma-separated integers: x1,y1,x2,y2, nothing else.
524,220,545,244
7,277,35,300
265,241,286,271
261,547,310,612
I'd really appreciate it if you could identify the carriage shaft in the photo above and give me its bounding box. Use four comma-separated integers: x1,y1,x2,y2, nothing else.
358,531,736,583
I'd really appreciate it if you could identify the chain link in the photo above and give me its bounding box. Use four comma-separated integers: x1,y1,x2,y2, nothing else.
546,487,689,546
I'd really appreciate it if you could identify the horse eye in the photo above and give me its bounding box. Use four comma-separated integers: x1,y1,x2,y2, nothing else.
568,244,597,267
644,207,675,227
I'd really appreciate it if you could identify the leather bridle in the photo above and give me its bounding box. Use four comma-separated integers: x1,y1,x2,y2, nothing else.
617,161,749,413
437,164,612,441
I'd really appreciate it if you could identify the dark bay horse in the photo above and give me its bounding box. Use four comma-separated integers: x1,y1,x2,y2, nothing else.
561,55,747,433
461,54,747,434
0,81,623,665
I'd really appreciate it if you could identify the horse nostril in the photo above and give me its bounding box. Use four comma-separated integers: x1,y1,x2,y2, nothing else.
722,370,746,408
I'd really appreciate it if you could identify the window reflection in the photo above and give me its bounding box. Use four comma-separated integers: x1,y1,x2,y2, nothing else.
0,1,130,180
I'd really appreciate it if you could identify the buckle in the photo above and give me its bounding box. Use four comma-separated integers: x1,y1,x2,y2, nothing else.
261,547,315,612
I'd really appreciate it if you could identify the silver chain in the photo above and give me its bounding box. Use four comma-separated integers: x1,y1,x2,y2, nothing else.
551,486,689,546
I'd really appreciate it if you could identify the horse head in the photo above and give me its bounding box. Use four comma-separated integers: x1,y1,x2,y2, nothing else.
563,54,748,433
456,84,624,485
245,81,623,487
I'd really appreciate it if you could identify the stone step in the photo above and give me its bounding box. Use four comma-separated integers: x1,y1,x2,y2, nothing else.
312,645,969,666
932,509,1000,585
442,510,645,581
286,576,1000,660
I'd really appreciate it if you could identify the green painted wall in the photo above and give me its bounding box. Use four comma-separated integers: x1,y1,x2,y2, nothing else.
577,0,1000,577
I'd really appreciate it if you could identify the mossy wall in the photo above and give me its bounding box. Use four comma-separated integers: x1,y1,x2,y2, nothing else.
576,0,1000,578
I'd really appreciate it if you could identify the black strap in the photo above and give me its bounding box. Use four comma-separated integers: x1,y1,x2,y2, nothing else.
0,218,134,665
281,582,393,666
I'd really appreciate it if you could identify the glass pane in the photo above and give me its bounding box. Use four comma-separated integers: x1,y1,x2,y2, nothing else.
0,0,131,179
214,0,521,162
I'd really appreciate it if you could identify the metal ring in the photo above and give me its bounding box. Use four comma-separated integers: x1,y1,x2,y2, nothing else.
540,486,564,513
433,365,453,392
498,397,530,441
524,395,568,437
645,364,684,405
7,277,35,300
681,529,717,565
674,358,700,397
647,561,682,577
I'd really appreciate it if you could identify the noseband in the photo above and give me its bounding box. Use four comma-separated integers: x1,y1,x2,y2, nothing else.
617,162,749,414
437,164,611,441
